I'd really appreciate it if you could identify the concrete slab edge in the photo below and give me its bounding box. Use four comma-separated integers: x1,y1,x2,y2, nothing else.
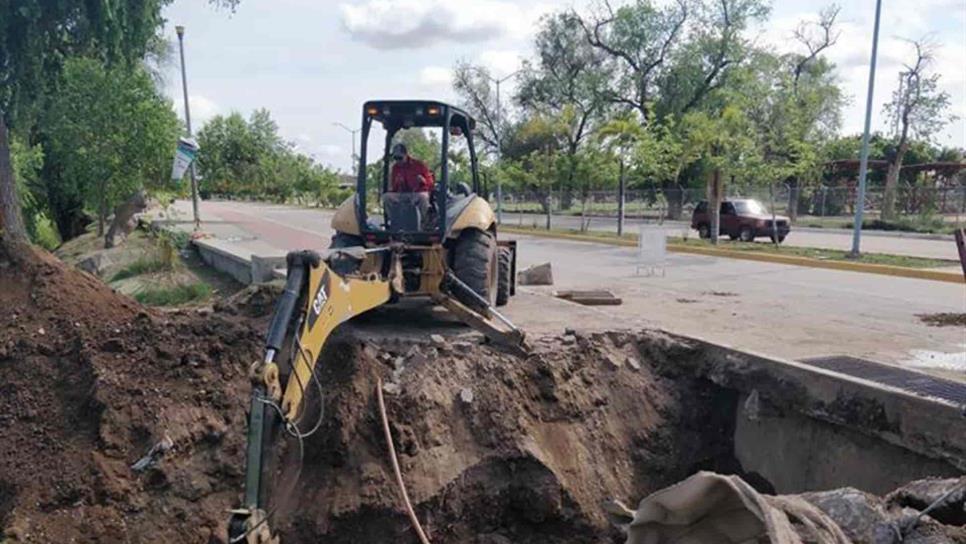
652,330,966,472
500,226,964,284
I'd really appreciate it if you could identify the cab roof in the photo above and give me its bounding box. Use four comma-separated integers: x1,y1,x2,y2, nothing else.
363,100,476,131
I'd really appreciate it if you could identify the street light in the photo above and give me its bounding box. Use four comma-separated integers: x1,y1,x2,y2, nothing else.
175,25,201,230
469,66,522,224
333,122,361,176
849,0,883,257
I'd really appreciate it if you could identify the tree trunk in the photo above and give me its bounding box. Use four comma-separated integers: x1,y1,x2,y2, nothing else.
617,159,626,237
97,196,107,237
105,190,147,249
882,144,907,221
662,180,684,220
709,168,722,245
786,178,799,221
0,115,28,244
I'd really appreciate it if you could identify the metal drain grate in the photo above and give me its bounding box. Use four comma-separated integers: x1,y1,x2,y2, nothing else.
798,355,966,405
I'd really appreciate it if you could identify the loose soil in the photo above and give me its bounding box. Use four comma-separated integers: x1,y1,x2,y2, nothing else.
0,243,962,543
917,312,966,328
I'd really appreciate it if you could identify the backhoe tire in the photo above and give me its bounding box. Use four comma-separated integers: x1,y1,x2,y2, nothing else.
452,229,497,310
328,232,364,276
496,247,511,307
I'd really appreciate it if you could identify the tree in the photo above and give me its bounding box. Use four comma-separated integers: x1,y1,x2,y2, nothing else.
0,0,237,246
518,12,610,203
881,40,954,220
196,108,343,205
575,0,768,219
577,0,689,122
453,62,505,155
41,58,179,241
678,102,756,244
597,113,644,233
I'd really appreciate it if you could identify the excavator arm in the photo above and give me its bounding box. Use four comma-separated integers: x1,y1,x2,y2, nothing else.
228,250,391,543
228,246,527,543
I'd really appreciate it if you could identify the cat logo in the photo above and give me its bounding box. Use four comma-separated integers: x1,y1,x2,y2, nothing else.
312,282,328,315
307,270,330,329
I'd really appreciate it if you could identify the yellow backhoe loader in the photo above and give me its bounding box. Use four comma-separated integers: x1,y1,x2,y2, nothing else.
228,101,524,543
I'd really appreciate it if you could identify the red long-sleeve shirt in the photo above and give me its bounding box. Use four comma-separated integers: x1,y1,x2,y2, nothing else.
390,157,434,193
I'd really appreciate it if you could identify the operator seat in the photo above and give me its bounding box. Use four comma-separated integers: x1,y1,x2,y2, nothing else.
382,192,430,232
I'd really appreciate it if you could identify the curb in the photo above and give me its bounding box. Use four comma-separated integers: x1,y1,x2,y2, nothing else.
500,227,965,285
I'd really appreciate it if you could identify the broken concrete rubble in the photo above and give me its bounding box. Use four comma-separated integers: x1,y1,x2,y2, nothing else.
517,262,553,285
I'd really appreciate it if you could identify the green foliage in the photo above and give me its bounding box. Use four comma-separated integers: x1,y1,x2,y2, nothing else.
196,109,344,205
111,257,173,281
133,282,212,306
31,214,61,250
9,136,51,242
40,58,180,236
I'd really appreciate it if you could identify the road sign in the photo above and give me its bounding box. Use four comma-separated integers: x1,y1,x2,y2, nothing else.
171,137,198,181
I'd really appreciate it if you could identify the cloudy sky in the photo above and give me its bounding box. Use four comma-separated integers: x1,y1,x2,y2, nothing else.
161,0,965,172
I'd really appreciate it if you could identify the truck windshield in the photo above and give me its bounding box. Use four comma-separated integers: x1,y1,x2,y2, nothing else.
734,200,768,215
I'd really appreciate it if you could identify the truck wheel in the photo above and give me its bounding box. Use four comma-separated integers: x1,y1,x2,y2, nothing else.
452,229,497,309
698,224,711,239
496,247,511,307
739,226,754,242
771,234,786,244
329,232,364,275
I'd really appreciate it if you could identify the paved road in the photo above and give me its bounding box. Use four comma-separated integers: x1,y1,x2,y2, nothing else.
501,212,960,261
164,200,966,377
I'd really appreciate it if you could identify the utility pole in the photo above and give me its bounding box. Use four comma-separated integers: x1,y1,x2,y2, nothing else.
176,25,201,230
849,0,883,257
472,67,521,225
333,122,361,176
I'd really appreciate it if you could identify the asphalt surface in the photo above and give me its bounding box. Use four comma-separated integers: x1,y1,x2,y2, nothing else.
164,199,966,377
500,212,961,261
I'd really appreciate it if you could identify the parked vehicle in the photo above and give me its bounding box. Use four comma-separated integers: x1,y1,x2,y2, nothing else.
691,199,790,242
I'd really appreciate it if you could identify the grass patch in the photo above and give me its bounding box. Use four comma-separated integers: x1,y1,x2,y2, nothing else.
133,282,211,306
840,216,955,235
668,238,955,268
111,257,173,281
503,224,957,269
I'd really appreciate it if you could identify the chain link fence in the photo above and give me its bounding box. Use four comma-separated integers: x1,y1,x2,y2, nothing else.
492,184,966,232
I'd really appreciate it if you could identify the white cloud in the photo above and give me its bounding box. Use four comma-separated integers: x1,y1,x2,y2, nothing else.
478,49,523,75
419,66,453,87
339,0,545,49
172,93,220,128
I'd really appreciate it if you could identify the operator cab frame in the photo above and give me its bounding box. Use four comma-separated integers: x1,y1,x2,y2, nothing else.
356,100,480,244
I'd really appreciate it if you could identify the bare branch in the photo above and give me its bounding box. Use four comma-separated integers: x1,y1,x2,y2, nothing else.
792,4,841,92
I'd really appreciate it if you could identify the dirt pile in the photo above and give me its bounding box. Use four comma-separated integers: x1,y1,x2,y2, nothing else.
0,244,262,542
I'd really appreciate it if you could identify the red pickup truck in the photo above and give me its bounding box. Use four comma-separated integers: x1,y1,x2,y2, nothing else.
691,199,790,243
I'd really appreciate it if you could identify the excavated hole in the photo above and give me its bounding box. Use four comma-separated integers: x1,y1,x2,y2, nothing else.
262,334,784,544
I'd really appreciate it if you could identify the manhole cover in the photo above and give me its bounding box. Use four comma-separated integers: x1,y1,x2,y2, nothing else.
798,355,966,405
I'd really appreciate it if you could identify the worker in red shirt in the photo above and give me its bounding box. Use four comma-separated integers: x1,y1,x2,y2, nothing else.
390,143,434,193
385,143,434,229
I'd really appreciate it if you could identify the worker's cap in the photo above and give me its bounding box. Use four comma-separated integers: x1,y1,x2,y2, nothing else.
391,143,407,159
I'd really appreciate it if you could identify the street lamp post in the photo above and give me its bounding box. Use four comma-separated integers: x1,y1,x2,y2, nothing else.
333,122,361,177
175,25,201,230
471,67,521,225
849,0,883,257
